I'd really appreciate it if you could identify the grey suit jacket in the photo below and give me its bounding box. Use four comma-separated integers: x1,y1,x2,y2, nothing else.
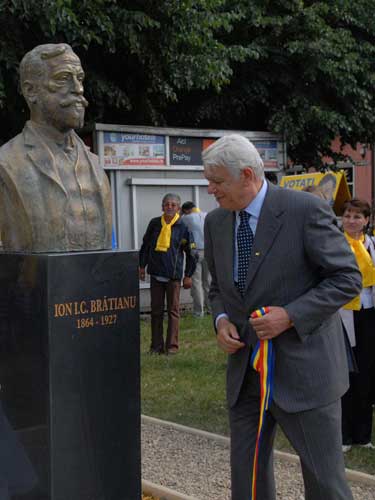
204,182,361,413
0,121,112,252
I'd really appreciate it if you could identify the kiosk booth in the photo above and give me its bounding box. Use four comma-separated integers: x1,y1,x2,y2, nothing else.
92,124,287,310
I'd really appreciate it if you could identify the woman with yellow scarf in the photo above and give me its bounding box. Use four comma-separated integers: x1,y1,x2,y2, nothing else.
139,193,197,355
339,199,375,452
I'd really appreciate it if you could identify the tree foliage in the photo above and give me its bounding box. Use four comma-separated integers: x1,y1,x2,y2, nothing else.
172,0,375,165
0,0,245,138
1,0,375,165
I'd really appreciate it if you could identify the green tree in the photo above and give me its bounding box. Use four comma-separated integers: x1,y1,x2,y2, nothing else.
0,0,246,141
172,0,375,166
1,0,375,166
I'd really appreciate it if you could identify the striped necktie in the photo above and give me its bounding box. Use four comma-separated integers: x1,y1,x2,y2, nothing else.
237,210,254,294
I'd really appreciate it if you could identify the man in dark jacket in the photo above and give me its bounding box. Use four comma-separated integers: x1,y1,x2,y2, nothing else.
139,193,196,354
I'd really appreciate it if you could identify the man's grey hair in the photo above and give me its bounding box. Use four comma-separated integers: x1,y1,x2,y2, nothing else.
19,43,78,91
202,134,264,180
162,193,181,205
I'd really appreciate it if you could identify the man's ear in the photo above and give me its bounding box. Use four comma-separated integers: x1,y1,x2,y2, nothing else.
241,167,255,184
22,80,38,104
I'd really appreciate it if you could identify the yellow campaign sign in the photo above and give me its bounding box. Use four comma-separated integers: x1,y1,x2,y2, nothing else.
279,171,351,215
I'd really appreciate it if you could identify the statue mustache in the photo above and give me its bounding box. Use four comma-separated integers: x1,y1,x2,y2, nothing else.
60,97,88,108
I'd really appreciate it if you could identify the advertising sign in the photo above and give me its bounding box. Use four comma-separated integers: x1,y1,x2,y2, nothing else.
253,141,278,169
97,125,285,171
280,171,351,214
169,137,203,166
103,132,166,167
169,137,280,168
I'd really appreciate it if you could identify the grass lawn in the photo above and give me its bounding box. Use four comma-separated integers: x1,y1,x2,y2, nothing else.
140,313,375,475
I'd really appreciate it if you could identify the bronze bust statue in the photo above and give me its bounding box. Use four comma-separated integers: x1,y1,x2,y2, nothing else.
0,43,112,252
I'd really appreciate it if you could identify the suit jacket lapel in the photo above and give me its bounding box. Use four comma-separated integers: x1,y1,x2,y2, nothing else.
245,184,284,291
75,133,112,243
24,122,67,196
75,132,103,189
222,210,235,287
217,210,242,296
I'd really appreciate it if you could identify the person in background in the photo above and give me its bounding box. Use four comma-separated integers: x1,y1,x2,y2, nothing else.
203,134,360,500
139,193,196,355
181,201,211,317
307,166,319,173
339,199,375,452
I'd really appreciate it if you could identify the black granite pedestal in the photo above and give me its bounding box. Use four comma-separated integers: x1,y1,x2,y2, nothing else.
0,250,140,500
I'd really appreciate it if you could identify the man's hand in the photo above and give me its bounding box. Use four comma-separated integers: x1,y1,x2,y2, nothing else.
217,317,245,354
249,306,292,340
183,276,192,289
139,267,146,281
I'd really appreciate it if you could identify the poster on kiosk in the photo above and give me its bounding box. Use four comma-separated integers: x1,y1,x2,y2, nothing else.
280,171,351,215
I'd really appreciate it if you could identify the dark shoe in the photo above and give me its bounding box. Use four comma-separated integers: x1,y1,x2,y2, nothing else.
149,349,164,355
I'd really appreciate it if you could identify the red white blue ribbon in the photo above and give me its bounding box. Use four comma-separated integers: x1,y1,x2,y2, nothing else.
249,306,275,500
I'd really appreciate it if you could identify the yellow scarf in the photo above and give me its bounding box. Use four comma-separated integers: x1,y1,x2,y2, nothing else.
343,232,375,310
191,207,201,213
155,213,180,252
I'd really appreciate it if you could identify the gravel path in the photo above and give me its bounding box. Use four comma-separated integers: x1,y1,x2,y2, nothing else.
141,419,375,500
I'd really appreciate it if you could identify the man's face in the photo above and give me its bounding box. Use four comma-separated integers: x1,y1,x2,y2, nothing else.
204,165,248,210
320,180,335,202
35,51,88,132
162,198,180,219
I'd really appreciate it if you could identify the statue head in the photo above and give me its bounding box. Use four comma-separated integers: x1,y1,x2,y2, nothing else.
19,43,88,133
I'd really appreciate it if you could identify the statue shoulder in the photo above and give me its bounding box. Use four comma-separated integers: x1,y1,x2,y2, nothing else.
0,131,26,169
0,131,24,153
0,130,32,193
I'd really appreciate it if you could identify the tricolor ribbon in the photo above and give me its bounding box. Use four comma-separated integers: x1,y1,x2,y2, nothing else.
249,306,275,500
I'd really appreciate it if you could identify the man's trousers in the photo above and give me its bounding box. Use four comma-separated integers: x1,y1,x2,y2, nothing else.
229,367,353,500
342,307,375,445
191,250,211,316
150,277,181,353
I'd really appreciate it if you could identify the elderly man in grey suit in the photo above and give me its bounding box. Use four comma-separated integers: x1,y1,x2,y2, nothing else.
203,134,361,500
